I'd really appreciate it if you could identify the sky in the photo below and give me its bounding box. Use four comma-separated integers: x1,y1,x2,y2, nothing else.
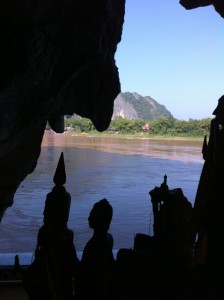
115,0,224,120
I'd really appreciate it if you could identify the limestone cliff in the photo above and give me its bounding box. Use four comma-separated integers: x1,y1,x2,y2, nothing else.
113,92,173,121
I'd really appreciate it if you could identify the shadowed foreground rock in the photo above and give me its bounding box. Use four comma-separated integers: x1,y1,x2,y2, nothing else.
0,0,125,219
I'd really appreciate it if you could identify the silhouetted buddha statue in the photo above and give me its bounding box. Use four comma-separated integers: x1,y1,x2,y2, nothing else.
76,198,115,300
23,152,79,300
192,96,224,298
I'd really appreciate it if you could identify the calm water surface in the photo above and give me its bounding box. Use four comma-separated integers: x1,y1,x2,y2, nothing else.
0,131,204,253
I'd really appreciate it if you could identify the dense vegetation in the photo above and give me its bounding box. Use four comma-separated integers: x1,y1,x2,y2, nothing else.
64,115,211,138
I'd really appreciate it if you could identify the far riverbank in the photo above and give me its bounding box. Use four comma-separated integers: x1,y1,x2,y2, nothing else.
63,129,205,142
43,130,204,163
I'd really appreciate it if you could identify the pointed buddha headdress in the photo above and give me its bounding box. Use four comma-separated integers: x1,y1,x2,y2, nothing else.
53,152,66,186
43,152,71,227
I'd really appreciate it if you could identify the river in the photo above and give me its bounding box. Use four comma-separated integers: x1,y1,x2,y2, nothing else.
0,131,204,254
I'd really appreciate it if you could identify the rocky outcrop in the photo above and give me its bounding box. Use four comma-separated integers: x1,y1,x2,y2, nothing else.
112,93,139,120
0,1,125,219
113,92,173,121
179,0,224,18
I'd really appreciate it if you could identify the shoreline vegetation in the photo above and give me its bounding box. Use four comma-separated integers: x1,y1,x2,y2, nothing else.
63,129,205,142
63,115,211,142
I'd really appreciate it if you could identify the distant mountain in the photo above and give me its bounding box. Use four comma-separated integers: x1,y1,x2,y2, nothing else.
112,92,173,121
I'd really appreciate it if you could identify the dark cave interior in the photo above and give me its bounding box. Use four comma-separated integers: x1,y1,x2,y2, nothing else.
0,1,223,298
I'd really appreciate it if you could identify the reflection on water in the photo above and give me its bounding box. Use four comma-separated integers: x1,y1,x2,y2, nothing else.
0,131,204,253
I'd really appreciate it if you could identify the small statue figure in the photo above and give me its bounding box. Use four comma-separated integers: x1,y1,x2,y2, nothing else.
23,152,79,300
149,174,169,235
149,175,193,266
76,198,115,300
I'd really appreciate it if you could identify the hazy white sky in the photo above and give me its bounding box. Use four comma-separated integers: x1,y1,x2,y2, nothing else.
115,0,224,120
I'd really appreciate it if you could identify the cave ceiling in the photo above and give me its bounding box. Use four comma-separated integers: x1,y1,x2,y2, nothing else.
179,0,224,17
0,0,223,220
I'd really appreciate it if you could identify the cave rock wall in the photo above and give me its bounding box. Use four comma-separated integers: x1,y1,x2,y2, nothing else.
0,0,125,219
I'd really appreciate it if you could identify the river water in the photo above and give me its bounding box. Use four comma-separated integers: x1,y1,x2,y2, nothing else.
0,131,204,254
